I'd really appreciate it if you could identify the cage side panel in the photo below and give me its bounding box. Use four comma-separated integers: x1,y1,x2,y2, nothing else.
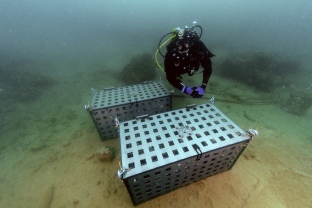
90,108,118,140
226,141,249,169
123,178,139,206
124,141,249,205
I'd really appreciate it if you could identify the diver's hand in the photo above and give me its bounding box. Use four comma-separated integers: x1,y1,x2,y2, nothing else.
181,86,195,96
192,85,205,98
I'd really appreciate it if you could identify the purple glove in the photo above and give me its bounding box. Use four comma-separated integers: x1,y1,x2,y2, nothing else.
181,86,195,96
192,86,205,98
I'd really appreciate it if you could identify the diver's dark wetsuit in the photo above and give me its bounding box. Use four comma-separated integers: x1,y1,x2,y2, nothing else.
164,40,214,92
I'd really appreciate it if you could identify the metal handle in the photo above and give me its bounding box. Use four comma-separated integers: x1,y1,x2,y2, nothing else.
136,114,150,120
192,144,202,161
104,87,115,90
186,104,197,110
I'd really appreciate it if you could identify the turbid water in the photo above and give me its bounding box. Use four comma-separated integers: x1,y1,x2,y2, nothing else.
0,0,311,207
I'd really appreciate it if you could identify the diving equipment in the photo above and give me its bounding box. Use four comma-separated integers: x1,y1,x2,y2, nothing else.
157,23,203,58
155,23,203,71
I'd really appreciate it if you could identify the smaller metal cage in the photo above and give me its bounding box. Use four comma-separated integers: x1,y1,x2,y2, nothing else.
88,81,172,140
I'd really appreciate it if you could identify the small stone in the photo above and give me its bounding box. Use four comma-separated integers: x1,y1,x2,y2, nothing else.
96,146,116,162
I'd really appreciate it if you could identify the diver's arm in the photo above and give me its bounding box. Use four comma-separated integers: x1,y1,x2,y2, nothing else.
164,57,184,90
166,73,184,91
201,57,212,87
198,41,213,87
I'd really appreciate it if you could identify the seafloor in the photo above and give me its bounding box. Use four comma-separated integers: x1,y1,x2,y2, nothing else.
0,52,311,208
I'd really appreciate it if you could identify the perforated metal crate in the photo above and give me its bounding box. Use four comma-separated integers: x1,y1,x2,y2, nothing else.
88,81,172,140
118,102,252,205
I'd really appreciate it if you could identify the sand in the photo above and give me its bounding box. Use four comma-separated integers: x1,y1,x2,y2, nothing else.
0,57,311,208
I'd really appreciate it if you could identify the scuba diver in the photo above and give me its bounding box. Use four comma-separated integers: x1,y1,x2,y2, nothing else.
157,23,215,98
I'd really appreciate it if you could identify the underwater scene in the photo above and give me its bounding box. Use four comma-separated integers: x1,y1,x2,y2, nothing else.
0,0,311,207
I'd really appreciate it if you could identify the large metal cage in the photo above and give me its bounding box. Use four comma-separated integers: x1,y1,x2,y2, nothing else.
118,102,252,205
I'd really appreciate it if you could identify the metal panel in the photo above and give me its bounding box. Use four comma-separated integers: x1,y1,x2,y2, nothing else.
119,102,251,205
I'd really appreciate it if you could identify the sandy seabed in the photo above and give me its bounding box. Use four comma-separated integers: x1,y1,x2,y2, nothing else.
0,59,311,208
